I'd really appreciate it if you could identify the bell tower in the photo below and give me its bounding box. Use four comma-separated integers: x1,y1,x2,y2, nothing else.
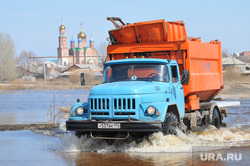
57,17,69,66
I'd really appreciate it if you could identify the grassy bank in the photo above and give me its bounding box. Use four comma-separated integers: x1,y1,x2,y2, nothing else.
0,77,98,91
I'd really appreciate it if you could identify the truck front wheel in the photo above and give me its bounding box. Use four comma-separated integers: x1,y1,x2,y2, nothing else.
212,108,221,129
162,114,178,135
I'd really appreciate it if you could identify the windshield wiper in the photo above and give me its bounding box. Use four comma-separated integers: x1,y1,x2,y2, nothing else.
147,79,153,82
117,78,131,81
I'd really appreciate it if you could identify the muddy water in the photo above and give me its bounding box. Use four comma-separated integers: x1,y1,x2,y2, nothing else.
56,128,250,165
0,90,250,165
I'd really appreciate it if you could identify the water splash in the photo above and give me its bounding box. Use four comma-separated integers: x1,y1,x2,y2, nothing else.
57,126,250,153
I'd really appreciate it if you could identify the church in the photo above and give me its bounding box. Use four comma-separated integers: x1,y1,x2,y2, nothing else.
57,20,98,66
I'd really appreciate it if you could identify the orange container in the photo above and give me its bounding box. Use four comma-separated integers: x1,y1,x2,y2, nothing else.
107,19,223,105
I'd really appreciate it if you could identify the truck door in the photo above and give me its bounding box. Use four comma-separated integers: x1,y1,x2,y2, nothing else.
170,65,185,118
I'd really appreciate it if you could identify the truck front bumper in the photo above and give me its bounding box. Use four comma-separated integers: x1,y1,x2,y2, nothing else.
66,120,162,132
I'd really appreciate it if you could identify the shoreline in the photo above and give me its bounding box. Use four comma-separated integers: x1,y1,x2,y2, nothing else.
0,124,59,131
0,82,249,99
217,82,250,99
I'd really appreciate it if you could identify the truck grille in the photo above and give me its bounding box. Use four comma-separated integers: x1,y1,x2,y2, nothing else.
90,98,110,110
90,97,136,117
114,98,136,110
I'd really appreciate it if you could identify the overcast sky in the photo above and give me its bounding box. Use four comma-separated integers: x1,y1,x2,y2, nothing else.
0,0,249,57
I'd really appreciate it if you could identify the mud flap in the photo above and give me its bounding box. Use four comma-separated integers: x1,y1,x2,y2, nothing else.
190,112,197,130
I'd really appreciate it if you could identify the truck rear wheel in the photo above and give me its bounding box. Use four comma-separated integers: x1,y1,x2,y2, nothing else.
162,114,178,135
212,108,221,129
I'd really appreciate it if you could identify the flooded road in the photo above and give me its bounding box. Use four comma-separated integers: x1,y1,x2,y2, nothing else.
0,90,250,165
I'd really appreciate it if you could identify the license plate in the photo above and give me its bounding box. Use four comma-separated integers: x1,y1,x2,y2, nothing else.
97,123,120,129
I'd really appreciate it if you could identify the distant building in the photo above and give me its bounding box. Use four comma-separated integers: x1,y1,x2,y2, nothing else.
246,64,250,71
239,51,250,57
63,64,102,73
62,64,103,85
45,60,58,68
57,19,98,66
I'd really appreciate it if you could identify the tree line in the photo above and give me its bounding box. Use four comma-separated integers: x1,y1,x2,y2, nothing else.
0,33,16,81
0,33,41,82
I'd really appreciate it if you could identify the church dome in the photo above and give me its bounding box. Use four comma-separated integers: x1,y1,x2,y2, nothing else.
78,30,86,39
59,24,65,30
90,38,94,42
78,37,82,42
70,38,75,43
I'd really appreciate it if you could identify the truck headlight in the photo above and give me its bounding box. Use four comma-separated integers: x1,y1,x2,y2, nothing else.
147,106,156,115
76,107,84,115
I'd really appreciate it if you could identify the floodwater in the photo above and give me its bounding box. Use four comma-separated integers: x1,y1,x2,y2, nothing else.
0,90,250,166
0,89,90,124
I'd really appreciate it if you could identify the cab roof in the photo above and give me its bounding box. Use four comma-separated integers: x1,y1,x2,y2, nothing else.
104,58,177,66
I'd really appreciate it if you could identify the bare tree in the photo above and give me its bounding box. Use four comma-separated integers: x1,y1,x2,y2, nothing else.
0,33,16,81
98,41,108,64
17,50,40,67
222,49,229,58
232,53,238,58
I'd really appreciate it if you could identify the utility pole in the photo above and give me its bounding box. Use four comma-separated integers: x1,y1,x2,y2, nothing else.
27,58,29,86
43,58,46,86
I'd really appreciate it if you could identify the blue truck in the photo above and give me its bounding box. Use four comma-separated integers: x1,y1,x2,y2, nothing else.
66,59,188,139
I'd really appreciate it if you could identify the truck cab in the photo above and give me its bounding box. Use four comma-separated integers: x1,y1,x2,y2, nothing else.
66,59,186,139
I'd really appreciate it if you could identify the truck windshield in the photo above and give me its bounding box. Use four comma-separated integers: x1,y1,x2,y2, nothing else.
103,63,170,83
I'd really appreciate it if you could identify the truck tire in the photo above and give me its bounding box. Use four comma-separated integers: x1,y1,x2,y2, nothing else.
162,114,178,135
212,108,221,129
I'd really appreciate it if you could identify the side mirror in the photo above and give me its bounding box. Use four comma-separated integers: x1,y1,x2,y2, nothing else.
181,69,189,84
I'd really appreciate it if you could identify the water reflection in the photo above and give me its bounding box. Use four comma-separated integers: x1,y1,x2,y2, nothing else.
56,146,250,166
56,151,192,166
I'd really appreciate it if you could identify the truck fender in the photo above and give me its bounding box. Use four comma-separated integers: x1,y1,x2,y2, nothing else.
163,104,187,133
165,104,181,122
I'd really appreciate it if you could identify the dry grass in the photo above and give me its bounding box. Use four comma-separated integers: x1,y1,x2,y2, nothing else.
223,67,250,84
0,79,29,90
84,73,103,85
0,73,101,91
57,106,71,119
68,74,80,84
46,77,71,85
0,84,28,91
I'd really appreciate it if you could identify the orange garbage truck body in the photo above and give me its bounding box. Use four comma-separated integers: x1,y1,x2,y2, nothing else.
107,18,223,111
